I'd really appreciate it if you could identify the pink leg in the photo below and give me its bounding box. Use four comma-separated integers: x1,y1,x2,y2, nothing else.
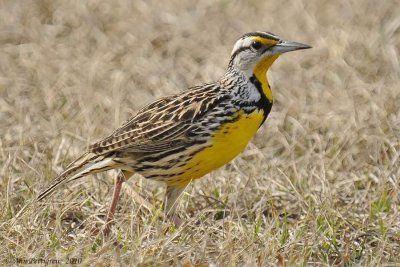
103,171,127,236
165,184,188,226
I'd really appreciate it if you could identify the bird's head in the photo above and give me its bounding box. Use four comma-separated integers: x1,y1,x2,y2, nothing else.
228,31,311,78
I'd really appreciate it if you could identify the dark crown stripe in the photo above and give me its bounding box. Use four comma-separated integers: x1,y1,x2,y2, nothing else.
241,31,281,41
229,31,281,63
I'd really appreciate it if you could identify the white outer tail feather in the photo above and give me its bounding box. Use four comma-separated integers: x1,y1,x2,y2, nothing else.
36,152,116,201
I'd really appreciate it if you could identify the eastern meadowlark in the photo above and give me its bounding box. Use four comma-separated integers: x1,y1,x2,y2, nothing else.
37,31,311,234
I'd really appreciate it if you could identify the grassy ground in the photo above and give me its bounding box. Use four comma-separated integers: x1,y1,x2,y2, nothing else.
1,0,399,265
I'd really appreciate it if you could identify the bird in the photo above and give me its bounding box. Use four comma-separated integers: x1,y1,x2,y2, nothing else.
37,31,311,235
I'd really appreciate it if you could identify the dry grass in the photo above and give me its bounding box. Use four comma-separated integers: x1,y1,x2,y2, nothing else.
1,0,400,265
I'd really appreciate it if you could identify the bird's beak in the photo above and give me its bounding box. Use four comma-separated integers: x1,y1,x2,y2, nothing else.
270,40,312,54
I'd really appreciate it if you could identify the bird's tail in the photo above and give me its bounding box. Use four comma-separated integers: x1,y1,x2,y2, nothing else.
37,152,116,201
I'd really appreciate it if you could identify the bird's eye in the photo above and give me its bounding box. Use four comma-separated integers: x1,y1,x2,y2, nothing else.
250,41,262,51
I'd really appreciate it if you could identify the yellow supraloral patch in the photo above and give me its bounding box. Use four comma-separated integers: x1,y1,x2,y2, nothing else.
253,36,279,46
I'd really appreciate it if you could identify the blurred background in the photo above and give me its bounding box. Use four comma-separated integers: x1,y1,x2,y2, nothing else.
1,0,399,265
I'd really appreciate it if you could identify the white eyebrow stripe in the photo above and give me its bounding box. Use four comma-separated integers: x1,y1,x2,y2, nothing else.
231,37,255,56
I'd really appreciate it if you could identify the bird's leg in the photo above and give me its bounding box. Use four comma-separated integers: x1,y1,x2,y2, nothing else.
103,171,128,236
164,184,188,226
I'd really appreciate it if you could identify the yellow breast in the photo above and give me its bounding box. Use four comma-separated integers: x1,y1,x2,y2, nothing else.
168,110,265,187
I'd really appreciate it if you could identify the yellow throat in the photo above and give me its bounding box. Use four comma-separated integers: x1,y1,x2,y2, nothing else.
252,55,279,103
